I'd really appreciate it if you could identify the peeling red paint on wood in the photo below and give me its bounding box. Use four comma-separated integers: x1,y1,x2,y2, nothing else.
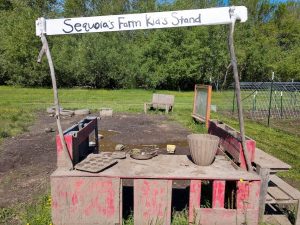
189,180,201,223
51,176,121,225
134,179,172,225
248,180,260,210
236,180,260,211
236,181,249,209
208,120,256,170
212,180,225,208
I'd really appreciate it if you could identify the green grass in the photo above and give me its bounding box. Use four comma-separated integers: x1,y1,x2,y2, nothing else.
0,85,299,224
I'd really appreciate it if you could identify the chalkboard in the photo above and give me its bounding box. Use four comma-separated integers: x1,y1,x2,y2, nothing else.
192,85,212,128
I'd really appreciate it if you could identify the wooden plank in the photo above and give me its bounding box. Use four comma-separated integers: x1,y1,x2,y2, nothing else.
236,180,260,212
236,181,249,209
266,194,276,203
264,215,292,225
208,120,256,169
194,208,259,225
51,176,121,225
56,135,73,167
270,175,300,200
134,179,172,225
51,155,261,181
254,148,291,171
257,165,270,222
268,187,291,200
248,181,260,210
212,180,225,208
189,180,201,223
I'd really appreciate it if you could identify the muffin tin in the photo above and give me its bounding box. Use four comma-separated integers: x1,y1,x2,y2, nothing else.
75,152,120,173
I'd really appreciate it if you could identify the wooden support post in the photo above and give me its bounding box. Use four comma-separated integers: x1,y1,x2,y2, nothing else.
38,34,73,170
257,165,270,222
165,104,169,114
212,180,225,208
296,200,300,225
228,10,253,172
189,180,201,223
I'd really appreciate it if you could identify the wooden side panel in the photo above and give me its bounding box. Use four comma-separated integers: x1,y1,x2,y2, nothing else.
208,120,256,169
51,176,121,225
189,180,201,223
212,180,225,208
134,179,172,225
194,208,259,225
239,140,256,169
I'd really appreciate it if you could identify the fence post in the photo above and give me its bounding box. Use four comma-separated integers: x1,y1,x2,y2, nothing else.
232,86,236,115
253,91,257,111
267,72,274,127
280,91,283,119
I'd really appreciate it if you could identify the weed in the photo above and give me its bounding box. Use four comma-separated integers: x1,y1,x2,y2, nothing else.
0,130,10,138
22,195,52,225
0,207,18,224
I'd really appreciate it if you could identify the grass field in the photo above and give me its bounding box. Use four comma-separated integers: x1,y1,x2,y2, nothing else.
0,86,299,224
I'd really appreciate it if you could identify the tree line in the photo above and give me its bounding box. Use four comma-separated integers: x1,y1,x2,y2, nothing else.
0,0,299,90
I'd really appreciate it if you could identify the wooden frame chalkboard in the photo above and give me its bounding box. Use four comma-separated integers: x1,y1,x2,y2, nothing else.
192,84,212,128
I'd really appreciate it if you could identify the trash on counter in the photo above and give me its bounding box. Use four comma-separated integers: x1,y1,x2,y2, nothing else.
115,144,125,151
167,144,176,154
130,149,158,160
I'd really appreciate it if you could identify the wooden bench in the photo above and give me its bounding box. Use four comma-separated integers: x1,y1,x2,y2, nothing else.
144,94,174,114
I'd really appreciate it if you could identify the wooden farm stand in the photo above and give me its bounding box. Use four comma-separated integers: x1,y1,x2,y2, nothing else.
52,144,261,225
35,5,300,225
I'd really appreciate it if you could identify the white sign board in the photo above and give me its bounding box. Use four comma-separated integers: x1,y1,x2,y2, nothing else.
36,6,247,36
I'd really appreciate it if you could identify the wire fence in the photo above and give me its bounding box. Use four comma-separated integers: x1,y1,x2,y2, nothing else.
233,81,300,124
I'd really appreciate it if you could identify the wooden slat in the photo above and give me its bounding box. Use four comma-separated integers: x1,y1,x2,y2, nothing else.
254,148,291,171
212,180,225,208
266,194,276,203
51,176,121,225
270,175,300,200
189,180,201,223
194,208,259,225
236,181,249,209
264,215,292,225
134,179,172,225
236,180,260,211
268,186,291,200
248,181,261,210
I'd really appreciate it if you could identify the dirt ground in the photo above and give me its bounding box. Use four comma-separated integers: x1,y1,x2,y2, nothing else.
0,112,190,208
